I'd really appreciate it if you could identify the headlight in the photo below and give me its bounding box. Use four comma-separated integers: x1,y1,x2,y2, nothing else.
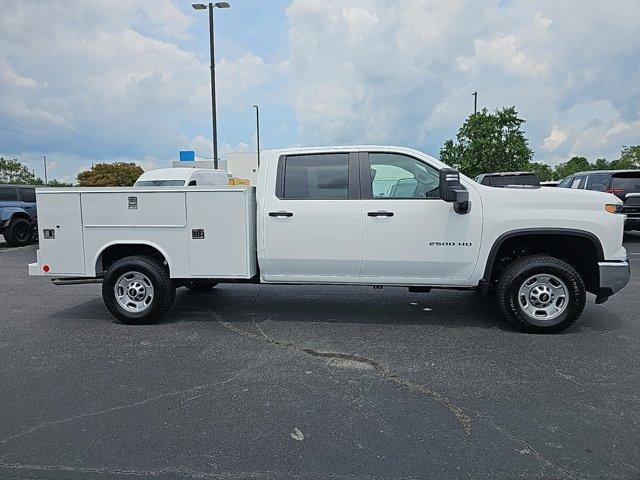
605,204,623,214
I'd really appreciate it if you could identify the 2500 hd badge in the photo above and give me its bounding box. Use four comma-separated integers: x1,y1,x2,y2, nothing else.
428,241,473,247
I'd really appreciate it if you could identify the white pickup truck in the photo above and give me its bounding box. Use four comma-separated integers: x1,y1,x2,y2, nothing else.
29,146,630,333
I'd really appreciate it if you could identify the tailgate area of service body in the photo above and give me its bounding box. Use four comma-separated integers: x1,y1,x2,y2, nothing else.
30,186,257,279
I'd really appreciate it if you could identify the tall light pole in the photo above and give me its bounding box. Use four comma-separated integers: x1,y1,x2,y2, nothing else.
252,105,260,168
192,2,230,169
42,155,48,185
471,91,478,114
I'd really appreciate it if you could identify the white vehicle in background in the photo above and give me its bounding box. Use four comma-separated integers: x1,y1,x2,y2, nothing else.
29,146,630,333
134,168,228,187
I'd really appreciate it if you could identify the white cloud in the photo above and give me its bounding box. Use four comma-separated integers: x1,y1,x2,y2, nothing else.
0,0,280,179
542,127,568,151
457,34,549,77
286,0,640,161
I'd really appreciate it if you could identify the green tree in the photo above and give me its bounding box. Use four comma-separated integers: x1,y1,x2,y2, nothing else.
610,145,640,170
439,107,534,178
0,157,41,184
77,162,144,187
592,158,611,171
46,179,73,187
553,156,591,179
527,162,554,181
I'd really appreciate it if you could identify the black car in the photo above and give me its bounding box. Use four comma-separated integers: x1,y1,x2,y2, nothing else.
557,170,640,231
474,171,540,188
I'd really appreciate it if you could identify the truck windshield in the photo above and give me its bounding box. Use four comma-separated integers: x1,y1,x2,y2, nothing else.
135,180,185,186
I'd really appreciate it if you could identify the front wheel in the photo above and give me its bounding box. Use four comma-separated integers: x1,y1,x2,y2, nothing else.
496,255,586,333
102,255,175,325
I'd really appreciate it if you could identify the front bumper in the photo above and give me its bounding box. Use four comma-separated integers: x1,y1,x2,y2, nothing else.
597,260,630,301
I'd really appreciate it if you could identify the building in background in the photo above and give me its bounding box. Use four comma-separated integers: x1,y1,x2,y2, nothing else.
224,152,259,184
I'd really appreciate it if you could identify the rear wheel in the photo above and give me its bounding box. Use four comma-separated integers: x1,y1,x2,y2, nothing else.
496,255,586,333
4,217,32,247
102,255,175,325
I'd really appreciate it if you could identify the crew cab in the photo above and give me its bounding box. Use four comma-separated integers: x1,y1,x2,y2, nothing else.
28,146,630,333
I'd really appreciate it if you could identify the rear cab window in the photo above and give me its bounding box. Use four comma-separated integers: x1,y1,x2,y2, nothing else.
277,153,356,199
612,172,640,193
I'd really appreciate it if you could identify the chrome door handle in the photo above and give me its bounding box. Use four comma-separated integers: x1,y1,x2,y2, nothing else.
367,210,394,217
269,211,294,217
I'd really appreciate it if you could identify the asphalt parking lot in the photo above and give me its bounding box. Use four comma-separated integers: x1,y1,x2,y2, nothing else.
1,235,639,480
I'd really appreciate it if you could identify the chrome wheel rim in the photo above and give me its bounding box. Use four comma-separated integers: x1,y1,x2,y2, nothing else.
517,274,568,322
114,271,154,313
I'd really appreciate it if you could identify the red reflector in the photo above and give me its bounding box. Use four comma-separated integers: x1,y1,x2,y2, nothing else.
43,265,50,273
607,188,625,195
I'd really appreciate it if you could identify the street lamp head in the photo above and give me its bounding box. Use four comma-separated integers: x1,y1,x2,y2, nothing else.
191,3,207,10
214,2,230,8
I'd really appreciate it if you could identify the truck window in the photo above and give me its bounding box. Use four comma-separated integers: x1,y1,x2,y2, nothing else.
282,154,349,199
18,188,36,203
557,177,572,188
368,153,439,198
586,174,610,192
517,175,539,186
489,176,502,187
0,186,17,201
612,172,640,193
570,176,584,189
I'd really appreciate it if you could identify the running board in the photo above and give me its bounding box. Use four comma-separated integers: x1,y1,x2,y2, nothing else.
52,277,103,285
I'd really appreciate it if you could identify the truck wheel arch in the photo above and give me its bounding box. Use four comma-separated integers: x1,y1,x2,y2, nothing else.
481,228,604,293
95,241,173,277
1,209,32,224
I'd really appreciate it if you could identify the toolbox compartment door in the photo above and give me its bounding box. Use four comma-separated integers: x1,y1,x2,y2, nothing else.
81,191,186,227
187,190,256,278
37,192,85,275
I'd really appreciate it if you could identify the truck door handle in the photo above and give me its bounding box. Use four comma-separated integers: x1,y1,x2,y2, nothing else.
367,210,394,217
269,211,294,217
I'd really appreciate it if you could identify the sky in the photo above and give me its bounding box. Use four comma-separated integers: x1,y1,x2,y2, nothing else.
0,0,639,183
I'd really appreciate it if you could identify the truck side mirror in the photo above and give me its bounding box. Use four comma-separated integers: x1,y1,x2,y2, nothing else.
439,168,471,214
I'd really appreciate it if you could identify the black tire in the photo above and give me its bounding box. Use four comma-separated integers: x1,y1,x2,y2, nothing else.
496,255,586,334
102,255,175,325
184,279,218,293
4,217,32,247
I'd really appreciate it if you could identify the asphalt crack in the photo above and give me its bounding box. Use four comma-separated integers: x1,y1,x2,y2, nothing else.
475,413,586,480
215,314,472,434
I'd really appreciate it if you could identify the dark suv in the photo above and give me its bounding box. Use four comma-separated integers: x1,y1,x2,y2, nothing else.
0,185,37,246
557,170,640,231
474,171,540,188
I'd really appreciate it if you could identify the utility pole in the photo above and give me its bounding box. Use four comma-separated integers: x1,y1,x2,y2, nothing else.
42,155,48,185
253,105,260,168
471,91,478,114
191,2,231,169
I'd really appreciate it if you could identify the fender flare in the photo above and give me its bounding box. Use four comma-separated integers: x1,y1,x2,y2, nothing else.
93,240,174,276
481,228,605,285
0,207,32,223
